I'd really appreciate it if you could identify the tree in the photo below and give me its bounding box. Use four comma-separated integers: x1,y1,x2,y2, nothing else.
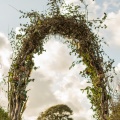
37,104,73,120
0,106,10,120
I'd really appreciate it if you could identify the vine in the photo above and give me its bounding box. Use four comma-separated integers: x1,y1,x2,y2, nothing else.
8,0,114,120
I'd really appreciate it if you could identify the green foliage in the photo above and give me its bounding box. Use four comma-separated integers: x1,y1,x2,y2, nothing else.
0,106,10,120
8,0,115,120
109,97,120,120
37,104,73,120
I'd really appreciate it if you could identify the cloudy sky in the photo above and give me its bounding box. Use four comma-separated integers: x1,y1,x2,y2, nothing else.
0,0,120,120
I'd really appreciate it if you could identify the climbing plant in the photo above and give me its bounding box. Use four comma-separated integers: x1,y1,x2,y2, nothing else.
109,97,120,120
8,0,115,120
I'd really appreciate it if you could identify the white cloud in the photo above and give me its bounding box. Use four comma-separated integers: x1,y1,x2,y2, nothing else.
15,27,25,35
0,49,12,68
22,116,37,120
0,32,12,85
0,33,12,80
115,63,120,72
15,27,21,34
104,10,120,46
108,63,120,95
65,0,79,4
0,33,12,109
22,37,93,120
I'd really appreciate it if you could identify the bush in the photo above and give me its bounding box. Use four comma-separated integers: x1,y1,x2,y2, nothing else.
0,106,10,120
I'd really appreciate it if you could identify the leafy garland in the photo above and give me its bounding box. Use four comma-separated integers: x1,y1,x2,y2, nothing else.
8,0,114,120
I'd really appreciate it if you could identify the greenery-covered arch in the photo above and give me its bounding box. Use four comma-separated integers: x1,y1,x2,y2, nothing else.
8,0,114,120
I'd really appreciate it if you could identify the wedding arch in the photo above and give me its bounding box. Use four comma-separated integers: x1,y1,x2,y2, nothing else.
8,0,114,120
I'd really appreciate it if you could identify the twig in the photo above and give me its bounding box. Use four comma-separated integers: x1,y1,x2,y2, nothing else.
8,4,20,13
